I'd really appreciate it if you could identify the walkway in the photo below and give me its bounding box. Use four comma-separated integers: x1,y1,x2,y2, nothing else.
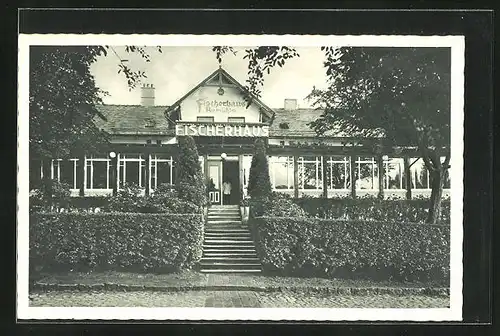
30,270,449,308
30,290,448,308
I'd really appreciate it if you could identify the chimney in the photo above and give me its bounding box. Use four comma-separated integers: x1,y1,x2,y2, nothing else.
284,98,297,110
141,84,155,106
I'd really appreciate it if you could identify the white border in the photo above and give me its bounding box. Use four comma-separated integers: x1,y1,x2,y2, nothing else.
17,34,464,321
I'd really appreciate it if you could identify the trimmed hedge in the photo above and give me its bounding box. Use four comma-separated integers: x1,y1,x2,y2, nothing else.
30,212,204,274
251,216,450,283
293,198,451,223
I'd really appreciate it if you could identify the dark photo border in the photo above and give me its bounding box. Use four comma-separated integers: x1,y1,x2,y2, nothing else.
10,6,495,336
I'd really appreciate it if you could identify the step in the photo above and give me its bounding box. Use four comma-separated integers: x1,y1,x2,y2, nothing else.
205,227,249,231
203,252,258,257
204,238,255,243
199,261,262,266
206,226,245,229
205,234,252,239
205,228,249,233
205,230,250,237
201,256,260,261
202,244,256,249
207,216,241,220
199,269,262,273
205,232,251,236
203,248,258,253
207,220,242,224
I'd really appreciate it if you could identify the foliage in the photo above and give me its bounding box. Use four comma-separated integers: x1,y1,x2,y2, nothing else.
105,183,201,214
294,197,450,223
251,192,308,218
30,212,204,273
212,46,299,100
106,182,144,212
214,46,451,224
307,47,451,224
247,139,272,199
29,46,110,160
141,184,200,214
251,216,450,283
29,179,72,212
176,136,207,207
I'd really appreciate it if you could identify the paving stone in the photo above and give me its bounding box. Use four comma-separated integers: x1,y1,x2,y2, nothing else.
29,290,449,309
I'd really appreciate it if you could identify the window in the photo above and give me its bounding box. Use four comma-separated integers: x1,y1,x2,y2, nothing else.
355,157,379,190
298,156,323,190
150,154,174,189
85,156,111,189
326,156,350,189
409,158,429,189
409,156,451,189
270,156,294,190
118,154,146,188
51,159,80,189
30,160,43,190
197,116,214,122
228,117,245,123
383,157,404,190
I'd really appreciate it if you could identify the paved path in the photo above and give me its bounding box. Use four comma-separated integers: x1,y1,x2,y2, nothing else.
30,290,449,308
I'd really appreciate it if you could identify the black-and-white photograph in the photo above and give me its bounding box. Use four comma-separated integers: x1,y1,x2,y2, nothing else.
17,34,464,321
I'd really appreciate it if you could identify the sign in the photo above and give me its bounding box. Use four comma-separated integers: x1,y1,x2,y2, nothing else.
196,98,247,114
176,123,269,137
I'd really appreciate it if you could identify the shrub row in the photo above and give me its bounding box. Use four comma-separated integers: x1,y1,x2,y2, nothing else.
250,216,450,283
30,212,204,274
293,197,451,223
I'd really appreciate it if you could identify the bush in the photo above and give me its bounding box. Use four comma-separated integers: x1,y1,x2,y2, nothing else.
106,182,143,212
176,136,207,207
294,197,451,223
247,139,272,199
30,212,204,274
141,183,200,214
250,216,450,283
30,179,72,212
251,192,308,218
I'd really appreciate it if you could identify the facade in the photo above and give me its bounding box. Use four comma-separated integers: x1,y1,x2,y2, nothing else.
30,68,450,204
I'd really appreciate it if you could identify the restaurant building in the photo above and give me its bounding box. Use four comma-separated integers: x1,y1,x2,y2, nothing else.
30,67,450,204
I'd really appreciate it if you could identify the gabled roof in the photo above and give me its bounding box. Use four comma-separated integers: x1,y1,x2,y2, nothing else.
165,67,275,121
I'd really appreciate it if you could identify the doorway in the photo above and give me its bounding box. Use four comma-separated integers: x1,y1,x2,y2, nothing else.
222,160,240,205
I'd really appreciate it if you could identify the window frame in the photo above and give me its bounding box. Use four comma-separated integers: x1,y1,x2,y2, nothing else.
196,116,215,123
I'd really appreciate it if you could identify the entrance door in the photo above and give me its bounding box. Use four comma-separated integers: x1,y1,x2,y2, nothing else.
207,160,222,205
222,160,240,205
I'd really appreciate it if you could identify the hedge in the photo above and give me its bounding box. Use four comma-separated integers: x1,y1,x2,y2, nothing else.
250,216,450,283
30,212,204,274
293,198,451,223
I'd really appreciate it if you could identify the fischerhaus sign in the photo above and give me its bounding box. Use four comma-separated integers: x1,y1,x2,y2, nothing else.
175,123,270,137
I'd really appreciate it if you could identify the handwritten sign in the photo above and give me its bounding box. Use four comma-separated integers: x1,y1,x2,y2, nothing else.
196,99,247,114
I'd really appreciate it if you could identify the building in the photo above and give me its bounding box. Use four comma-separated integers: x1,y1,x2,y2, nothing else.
30,67,450,204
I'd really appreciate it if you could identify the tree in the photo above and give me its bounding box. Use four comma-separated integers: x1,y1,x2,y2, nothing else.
176,136,207,207
247,138,272,199
307,47,451,224
30,46,110,161
215,46,451,224
29,45,160,203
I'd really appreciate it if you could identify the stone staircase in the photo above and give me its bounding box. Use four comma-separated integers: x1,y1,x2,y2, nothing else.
200,205,262,273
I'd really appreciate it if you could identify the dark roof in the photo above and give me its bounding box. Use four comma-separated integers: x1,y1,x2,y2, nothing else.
94,104,348,138
94,104,173,135
271,108,349,138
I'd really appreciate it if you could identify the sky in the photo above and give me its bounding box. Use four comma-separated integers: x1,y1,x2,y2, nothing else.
90,46,328,109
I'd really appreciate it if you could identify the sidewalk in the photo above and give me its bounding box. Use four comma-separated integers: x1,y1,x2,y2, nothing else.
32,270,449,297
